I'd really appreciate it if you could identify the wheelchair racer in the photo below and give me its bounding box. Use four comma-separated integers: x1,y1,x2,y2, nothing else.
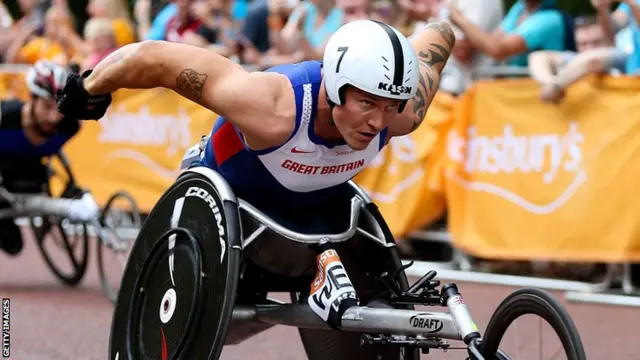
0,61,99,256
55,19,454,222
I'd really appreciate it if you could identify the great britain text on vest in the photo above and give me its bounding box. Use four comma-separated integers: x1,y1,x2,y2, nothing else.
281,159,366,175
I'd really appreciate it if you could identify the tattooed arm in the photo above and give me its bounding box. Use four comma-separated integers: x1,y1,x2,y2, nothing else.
83,40,295,149
388,22,455,137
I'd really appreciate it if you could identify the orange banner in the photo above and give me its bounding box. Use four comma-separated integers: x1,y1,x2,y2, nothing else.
444,76,640,262
0,71,28,100
59,88,217,213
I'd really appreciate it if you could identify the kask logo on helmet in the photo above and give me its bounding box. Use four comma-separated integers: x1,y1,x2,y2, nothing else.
377,82,412,96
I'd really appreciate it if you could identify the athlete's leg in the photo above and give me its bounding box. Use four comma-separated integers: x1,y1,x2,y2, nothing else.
0,199,22,256
0,158,48,255
0,157,98,222
287,184,404,360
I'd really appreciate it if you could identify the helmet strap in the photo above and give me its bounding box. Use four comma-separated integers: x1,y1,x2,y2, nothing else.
324,87,337,127
398,100,408,113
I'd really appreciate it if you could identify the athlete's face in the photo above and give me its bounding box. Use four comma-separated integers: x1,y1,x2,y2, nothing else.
32,97,64,135
332,86,402,150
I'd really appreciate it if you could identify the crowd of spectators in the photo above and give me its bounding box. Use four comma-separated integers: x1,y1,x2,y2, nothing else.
0,0,639,101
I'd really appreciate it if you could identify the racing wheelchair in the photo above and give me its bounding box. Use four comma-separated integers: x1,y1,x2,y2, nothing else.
0,151,141,304
109,166,587,360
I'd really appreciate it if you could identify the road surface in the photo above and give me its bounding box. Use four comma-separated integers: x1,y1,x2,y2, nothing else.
1,231,638,359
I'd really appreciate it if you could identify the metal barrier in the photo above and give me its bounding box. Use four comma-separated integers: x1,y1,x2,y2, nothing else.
0,63,30,73
403,65,640,307
472,65,532,79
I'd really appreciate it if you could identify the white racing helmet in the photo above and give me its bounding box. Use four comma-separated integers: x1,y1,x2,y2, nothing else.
323,19,419,112
25,60,69,99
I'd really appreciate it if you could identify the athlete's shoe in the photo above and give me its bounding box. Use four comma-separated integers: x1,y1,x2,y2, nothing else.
0,219,23,256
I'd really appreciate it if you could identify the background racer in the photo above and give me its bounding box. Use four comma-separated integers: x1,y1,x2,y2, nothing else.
0,60,99,256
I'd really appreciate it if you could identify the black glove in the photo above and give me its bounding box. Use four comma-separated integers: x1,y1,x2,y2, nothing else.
55,70,112,120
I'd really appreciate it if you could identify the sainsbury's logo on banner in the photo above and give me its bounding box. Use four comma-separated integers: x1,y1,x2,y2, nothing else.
95,104,197,181
445,122,587,214
98,104,193,156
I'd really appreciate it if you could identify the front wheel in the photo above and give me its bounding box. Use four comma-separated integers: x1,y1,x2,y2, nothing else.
32,216,89,287
97,191,142,305
481,288,586,360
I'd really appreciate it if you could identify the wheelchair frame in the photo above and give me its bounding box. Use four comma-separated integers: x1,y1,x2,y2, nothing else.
0,151,142,304
0,151,138,239
185,167,489,357
0,151,76,220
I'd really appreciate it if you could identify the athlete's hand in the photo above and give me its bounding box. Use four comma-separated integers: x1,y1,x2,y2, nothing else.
540,82,565,104
55,70,112,120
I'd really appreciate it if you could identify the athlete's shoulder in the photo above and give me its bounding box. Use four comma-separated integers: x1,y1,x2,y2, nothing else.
264,61,322,87
0,99,24,130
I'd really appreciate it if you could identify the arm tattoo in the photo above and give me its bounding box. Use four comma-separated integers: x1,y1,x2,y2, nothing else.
411,88,426,131
176,69,208,100
408,22,456,131
437,22,456,48
411,66,436,128
418,45,450,67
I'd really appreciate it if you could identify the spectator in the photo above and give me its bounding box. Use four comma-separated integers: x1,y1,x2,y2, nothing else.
80,18,118,72
135,0,174,40
398,0,438,37
162,0,204,43
0,2,13,31
135,0,198,42
371,0,405,30
445,0,568,67
239,0,277,55
433,0,504,95
616,24,635,56
234,0,299,68
181,0,237,56
336,0,370,23
528,15,626,103
0,0,45,59
230,0,251,23
87,0,136,47
138,0,248,42
592,0,640,75
278,0,343,60
5,6,75,65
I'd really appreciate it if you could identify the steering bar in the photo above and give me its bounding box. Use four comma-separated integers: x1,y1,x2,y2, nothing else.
238,195,369,245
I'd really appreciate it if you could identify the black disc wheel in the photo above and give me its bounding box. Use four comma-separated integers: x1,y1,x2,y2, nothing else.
108,170,241,360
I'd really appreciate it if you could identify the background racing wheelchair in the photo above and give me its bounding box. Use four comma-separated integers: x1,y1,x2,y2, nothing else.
0,150,142,304
109,165,587,360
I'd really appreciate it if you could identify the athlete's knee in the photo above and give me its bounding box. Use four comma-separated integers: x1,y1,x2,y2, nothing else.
179,135,209,171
